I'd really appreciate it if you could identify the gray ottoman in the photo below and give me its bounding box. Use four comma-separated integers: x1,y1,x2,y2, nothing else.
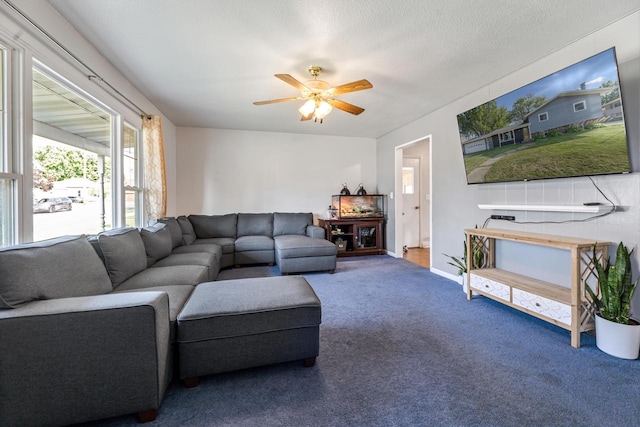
274,235,338,275
177,276,321,387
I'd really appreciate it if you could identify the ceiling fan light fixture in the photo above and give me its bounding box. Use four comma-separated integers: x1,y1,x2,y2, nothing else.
299,99,316,117
254,65,372,123
302,79,330,97
314,100,332,119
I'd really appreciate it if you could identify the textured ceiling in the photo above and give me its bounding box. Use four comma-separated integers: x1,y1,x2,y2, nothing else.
48,0,640,138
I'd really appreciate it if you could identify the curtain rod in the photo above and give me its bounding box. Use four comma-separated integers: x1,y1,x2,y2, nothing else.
2,0,150,119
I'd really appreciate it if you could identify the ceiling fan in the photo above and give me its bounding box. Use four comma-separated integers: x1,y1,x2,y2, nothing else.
253,66,373,123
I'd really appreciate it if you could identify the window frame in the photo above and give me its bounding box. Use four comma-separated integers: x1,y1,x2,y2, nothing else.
573,100,586,112
123,121,144,227
538,112,549,122
0,173,20,246
0,38,20,246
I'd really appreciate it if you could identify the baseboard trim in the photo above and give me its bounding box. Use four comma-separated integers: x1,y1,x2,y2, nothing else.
431,268,461,284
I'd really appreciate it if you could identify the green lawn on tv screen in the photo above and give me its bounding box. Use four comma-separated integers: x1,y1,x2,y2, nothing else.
464,124,629,183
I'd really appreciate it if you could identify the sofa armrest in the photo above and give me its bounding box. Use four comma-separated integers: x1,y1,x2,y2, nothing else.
306,225,326,239
0,292,171,426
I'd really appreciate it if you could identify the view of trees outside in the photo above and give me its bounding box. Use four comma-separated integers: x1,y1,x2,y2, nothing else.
458,81,619,140
32,135,112,241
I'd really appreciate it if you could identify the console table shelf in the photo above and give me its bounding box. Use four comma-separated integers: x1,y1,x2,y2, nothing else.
465,228,610,348
473,268,571,303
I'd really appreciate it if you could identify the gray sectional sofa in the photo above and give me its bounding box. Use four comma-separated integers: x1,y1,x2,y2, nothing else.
0,212,335,426
171,212,337,274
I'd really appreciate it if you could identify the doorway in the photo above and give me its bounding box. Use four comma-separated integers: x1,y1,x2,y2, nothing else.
394,136,431,265
402,157,420,249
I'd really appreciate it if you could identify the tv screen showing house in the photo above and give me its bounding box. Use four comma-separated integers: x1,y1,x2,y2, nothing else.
456,47,631,184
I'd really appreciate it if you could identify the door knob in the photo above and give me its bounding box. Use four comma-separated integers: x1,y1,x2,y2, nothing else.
414,206,419,209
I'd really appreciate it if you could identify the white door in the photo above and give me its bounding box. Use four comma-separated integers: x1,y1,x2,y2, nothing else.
402,157,420,248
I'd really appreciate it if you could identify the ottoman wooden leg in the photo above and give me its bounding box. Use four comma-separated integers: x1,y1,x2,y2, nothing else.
138,409,157,423
183,376,200,388
304,357,316,367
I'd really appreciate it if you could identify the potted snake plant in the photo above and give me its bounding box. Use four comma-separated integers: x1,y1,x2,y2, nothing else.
586,242,640,359
444,231,485,293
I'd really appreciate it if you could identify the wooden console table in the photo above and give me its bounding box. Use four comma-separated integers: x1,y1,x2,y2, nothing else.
465,228,610,348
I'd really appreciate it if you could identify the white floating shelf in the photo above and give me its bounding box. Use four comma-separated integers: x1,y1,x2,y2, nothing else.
477,203,610,213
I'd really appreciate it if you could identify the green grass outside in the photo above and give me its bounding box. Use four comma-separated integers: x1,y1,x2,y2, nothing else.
464,125,629,182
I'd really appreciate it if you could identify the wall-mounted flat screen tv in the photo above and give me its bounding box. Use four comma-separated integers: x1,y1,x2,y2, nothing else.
457,47,630,184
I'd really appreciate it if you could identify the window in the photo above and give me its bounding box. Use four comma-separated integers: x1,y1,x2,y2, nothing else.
573,100,586,112
123,123,142,227
32,66,113,241
0,43,16,246
500,131,513,142
0,35,145,247
0,44,5,172
0,177,17,247
538,112,548,122
402,167,415,194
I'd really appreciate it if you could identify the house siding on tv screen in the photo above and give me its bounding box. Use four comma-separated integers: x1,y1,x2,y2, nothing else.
457,47,631,184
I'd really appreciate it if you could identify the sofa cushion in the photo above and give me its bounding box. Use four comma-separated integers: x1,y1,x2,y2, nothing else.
112,285,194,343
158,217,184,249
114,265,209,292
177,215,197,245
98,228,148,287
235,235,274,252
274,235,338,258
189,214,237,238
140,223,173,267
172,243,222,258
273,212,313,236
0,235,112,308
237,213,273,237
152,252,218,281
194,238,235,254
177,276,321,342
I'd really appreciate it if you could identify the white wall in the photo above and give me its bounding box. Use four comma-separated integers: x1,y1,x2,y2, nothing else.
176,127,376,221
377,13,640,283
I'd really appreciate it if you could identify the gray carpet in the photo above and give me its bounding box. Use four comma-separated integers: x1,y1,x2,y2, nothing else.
85,256,640,426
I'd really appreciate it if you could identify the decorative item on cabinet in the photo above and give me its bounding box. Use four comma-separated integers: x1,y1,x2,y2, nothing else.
331,194,384,219
586,242,640,359
340,183,351,195
334,237,347,252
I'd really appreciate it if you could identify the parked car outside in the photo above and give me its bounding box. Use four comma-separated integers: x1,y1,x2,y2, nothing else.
68,195,84,203
33,197,73,213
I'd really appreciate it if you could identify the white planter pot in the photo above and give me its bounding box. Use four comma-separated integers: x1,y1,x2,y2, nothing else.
595,315,640,360
460,274,478,296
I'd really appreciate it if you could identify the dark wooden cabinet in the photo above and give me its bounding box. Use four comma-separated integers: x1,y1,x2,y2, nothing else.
318,218,385,257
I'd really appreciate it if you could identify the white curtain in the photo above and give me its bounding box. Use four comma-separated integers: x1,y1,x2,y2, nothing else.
142,115,167,220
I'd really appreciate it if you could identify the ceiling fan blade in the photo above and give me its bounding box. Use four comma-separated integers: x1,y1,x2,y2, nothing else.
275,74,311,92
253,97,302,105
300,114,313,121
330,79,373,95
325,98,365,115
